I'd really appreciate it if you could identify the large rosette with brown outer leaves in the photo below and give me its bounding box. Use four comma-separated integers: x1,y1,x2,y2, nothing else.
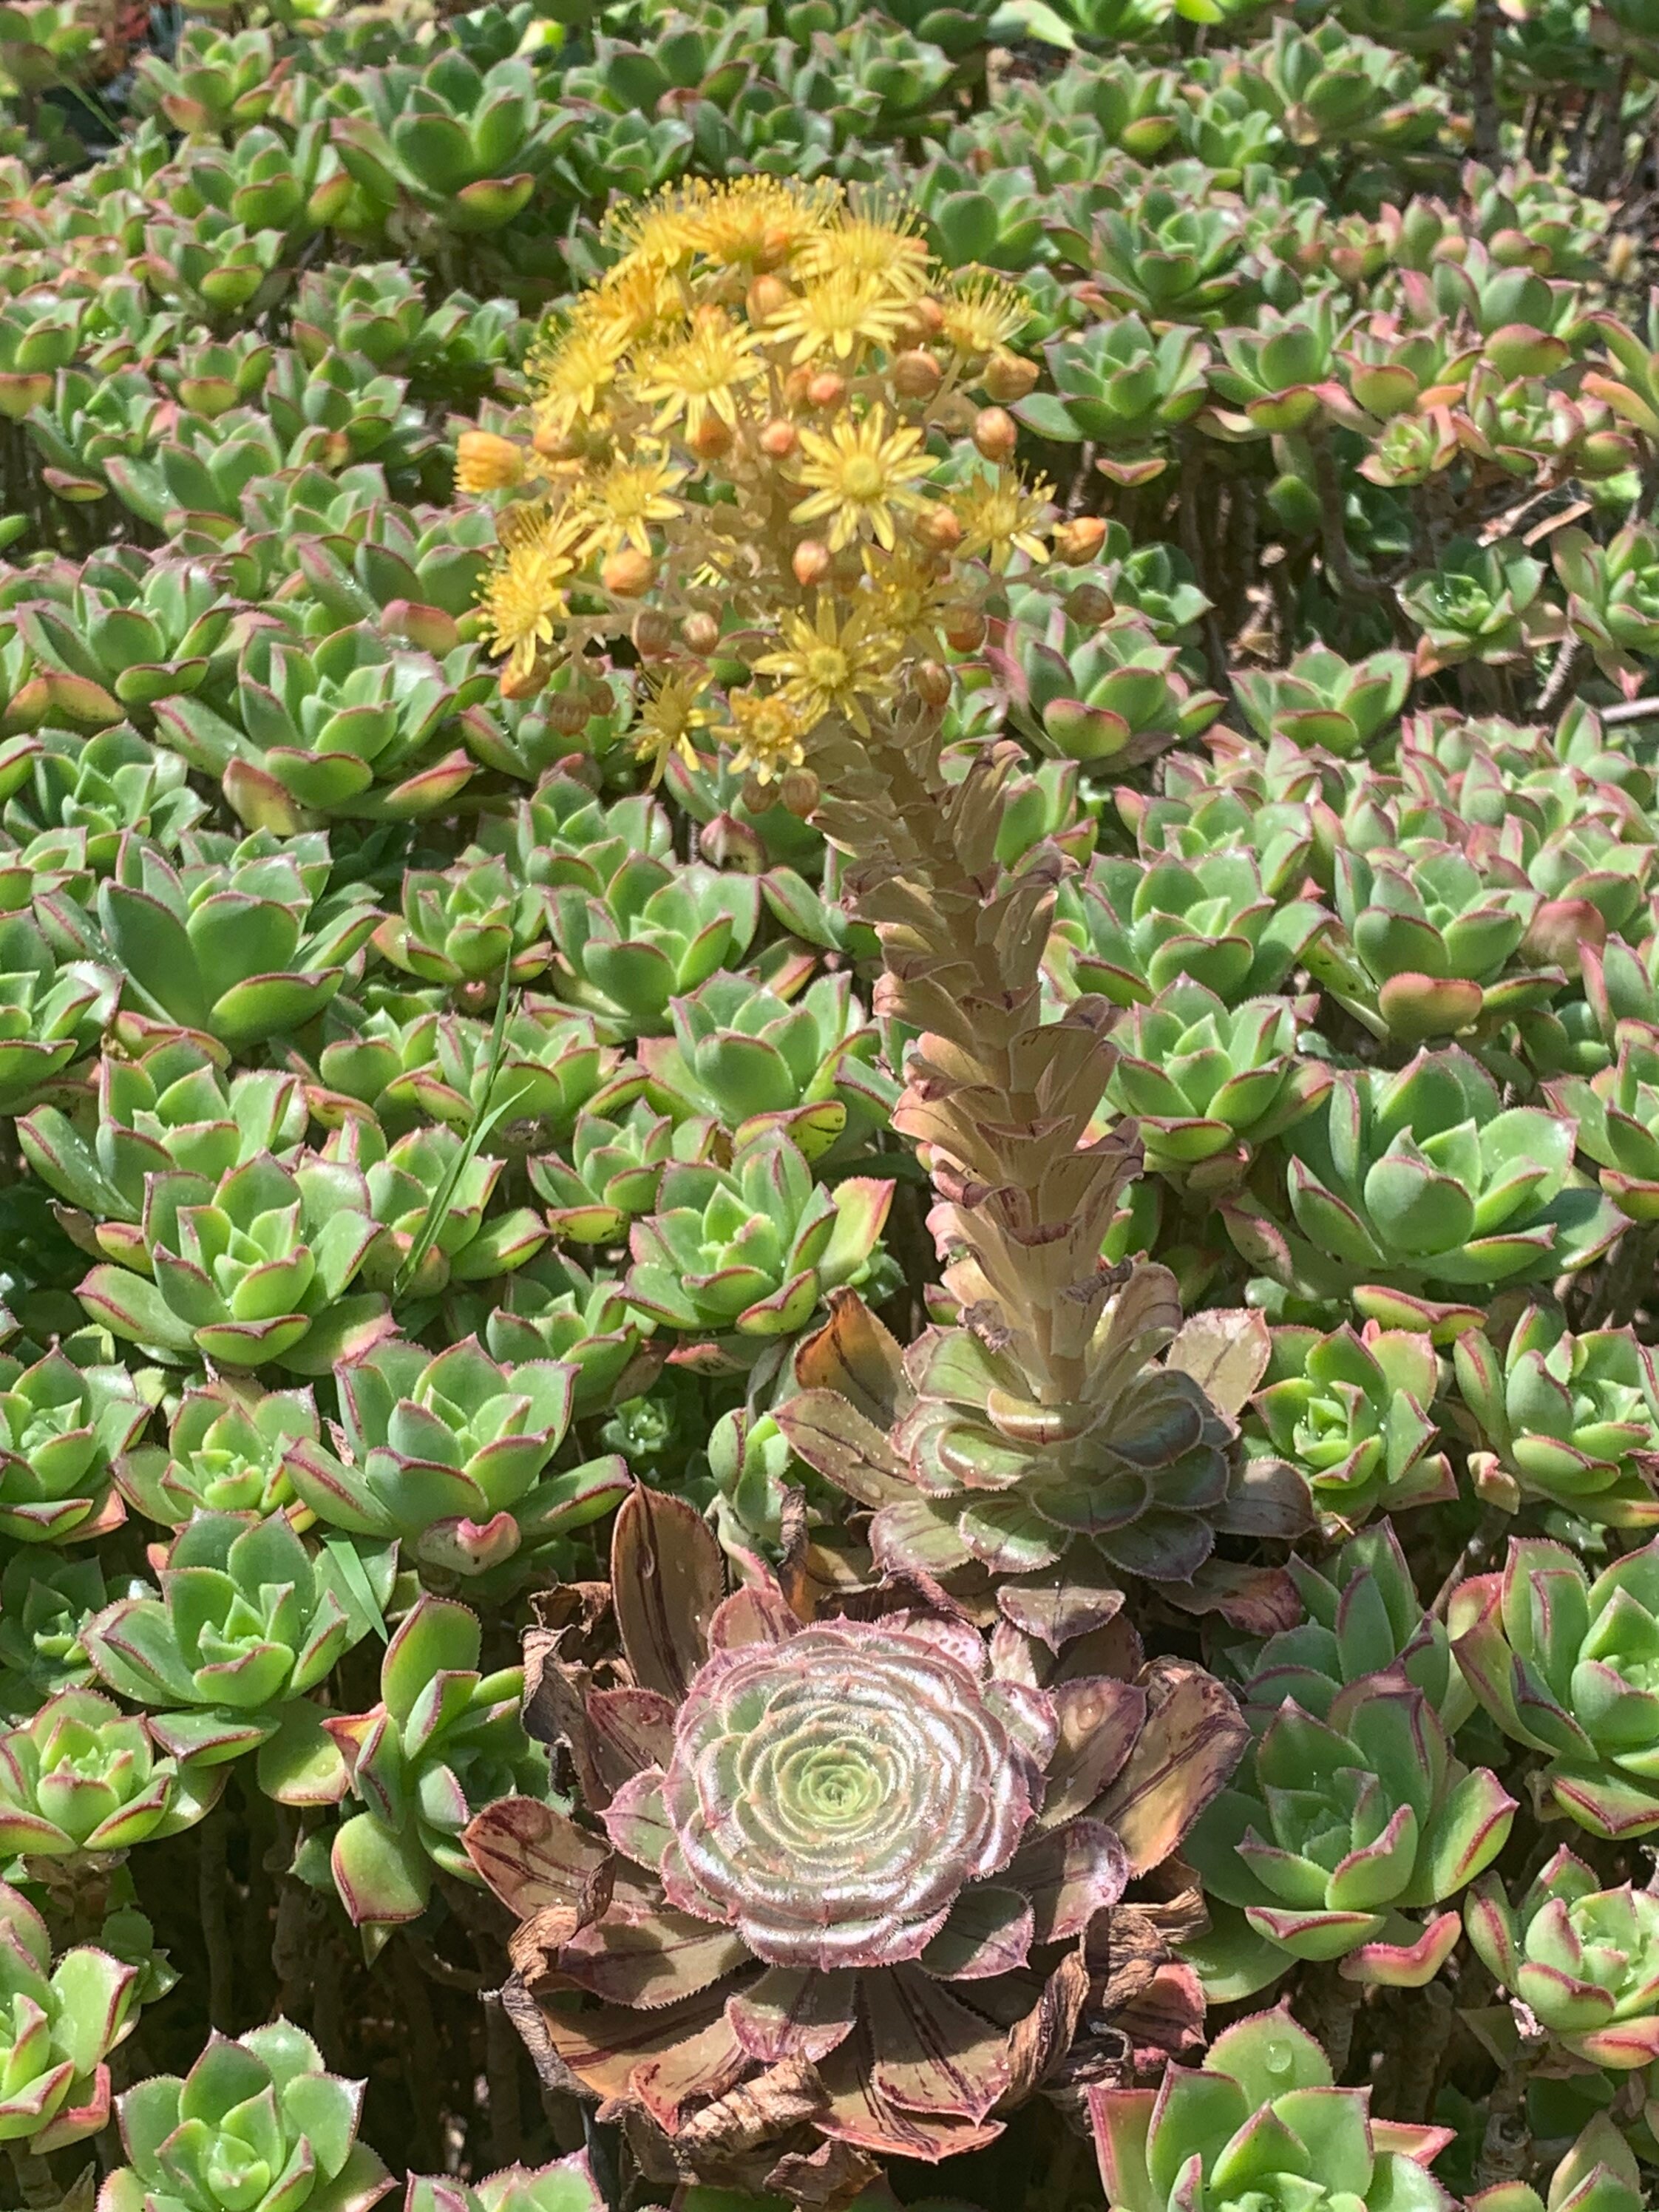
464,1489,1248,2203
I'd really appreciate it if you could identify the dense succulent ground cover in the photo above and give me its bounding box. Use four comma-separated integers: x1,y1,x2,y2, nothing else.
11,0,1659,2210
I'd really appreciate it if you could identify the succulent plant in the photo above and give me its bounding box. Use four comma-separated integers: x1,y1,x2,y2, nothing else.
77,1152,390,1376
98,2022,393,2212
113,1382,319,1527
52,835,380,1054
0,1345,151,1545
359,1122,546,1295
481,1250,647,1409
165,623,472,830
1467,2116,1643,2212
84,1510,385,1777
20,1042,309,1266
1053,852,1329,1010
1237,1520,1470,1731
639,970,896,1159
283,1335,628,1582
1186,1672,1513,1992
1399,537,1554,674
1452,1533,1659,1836
0,1688,220,1856
1230,646,1413,758
544,858,761,1037
0,912,117,1112
1465,1847,1659,2066
308,1595,546,1944
1244,1320,1455,1526
1090,2006,1455,2212
465,1490,1244,2173
1104,983,1331,1186
531,1101,707,1246
625,1129,893,1340
0,1879,142,2151
1303,844,1544,1042
404,2157,603,2212
1224,1047,1624,1325
1453,1306,1659,1524
372,855,549,987
779,1281,1307,1631
1547,1034,1659,1220
0,1547,145,1714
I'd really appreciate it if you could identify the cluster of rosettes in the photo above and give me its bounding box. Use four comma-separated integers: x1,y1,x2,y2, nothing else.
461,175,1082,798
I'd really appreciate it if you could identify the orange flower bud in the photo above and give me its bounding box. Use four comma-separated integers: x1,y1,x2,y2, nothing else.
759,418,799,459
455,430,525,493
793,539,833,587
806,370,847,410
603,546,655,597
689,413,733,459
912,659,951,706
914,504,964,554
682,611,721,654
983,350,1039,404
892,348,942,398
531,422,581,463
972,407,1020,464
1053,516,1108,564
909,296,946,338
783,367,814,409
747,274,792,324
944,607,987,652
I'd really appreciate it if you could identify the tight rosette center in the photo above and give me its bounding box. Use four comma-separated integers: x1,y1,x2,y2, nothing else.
651,1620,1034,1970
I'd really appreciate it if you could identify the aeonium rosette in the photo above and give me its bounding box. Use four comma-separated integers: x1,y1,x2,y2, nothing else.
465,1488,1246,2196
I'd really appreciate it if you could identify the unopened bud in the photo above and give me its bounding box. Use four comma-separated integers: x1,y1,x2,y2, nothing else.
747,273,792,324
944,607,987,652
915,504,964,554
892,347,942,398
700,812,767,872
547,690,590,734
682,611,721,654
972,407,1020,464
531,421,581,463
1053,516,1108,565
1065,583,1115,627
455,430,524,493
631,608,674,659
912,659,951,706
783,367,814,409
806,370,847,410
689,413,733,459
602,546,655,597
778,766,820,817
501,659,549,703
910,296,945,338
983,350,1039,404
759,418,799,459
793,539,833,587
741,774,779,813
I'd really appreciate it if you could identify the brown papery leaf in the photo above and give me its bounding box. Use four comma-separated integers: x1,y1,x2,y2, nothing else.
1088,1658,1248,1874
611,1482,724,1702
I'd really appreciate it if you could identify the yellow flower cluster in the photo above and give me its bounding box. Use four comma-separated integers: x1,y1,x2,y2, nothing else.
468,176,1062,793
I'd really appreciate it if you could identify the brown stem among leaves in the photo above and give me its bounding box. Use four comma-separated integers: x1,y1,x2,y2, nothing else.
1473,2016,1549,2191
1309,429,1410,642
1293,1960,1363,2080
1470,0,1499,161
